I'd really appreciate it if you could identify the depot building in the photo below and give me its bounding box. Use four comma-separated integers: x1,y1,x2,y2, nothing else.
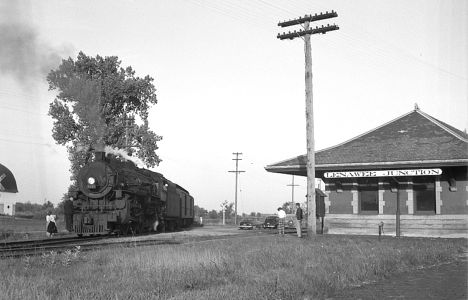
266,107,468,238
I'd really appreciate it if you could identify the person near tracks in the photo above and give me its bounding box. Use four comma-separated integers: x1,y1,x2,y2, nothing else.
295,203,303,238
277,207,286,236
64,198,73,232
46,211,58,237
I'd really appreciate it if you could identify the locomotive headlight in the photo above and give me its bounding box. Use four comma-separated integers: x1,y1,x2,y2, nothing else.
87,177,96,185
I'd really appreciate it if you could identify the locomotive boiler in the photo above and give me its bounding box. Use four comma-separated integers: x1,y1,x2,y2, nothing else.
70,150,194,236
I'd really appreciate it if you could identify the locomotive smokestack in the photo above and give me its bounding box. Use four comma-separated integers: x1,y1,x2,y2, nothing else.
94,142,106,161
94,151,106,161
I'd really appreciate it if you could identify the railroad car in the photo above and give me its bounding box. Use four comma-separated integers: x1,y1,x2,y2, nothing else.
70,151,194,236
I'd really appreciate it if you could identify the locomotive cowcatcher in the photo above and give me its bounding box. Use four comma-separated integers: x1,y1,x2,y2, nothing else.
70,150,194,236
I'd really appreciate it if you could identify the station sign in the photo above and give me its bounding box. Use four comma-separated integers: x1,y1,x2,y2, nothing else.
324,168,442,178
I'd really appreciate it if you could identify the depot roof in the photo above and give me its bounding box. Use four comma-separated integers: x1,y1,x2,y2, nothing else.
265,108,468,175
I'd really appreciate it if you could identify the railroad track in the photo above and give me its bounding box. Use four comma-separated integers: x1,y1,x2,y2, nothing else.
0,235,108,258
1,235,101,249
0,228,298,258
0,231,196,258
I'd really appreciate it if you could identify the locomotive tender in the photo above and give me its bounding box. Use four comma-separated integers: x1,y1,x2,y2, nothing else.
70,150,194,236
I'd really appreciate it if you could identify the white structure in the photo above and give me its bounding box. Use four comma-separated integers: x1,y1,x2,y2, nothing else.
0,193,17,215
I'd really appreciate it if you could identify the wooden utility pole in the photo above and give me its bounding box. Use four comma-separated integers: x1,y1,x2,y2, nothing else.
277,11,339,236
228,152,245,225
391,177,401,237
287,175,300,213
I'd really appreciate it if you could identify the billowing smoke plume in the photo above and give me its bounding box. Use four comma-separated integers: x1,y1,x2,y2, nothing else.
0,1,70,86
0,1,72,205
104,146,146,168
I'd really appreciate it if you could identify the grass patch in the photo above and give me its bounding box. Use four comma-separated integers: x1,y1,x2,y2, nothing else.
0,215,69,241
0,235,466,299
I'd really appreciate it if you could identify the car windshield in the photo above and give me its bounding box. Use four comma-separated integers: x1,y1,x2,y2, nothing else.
264,217,277,222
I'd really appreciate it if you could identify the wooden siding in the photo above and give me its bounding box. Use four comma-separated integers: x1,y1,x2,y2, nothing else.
324,214,468,238
440,173,468,214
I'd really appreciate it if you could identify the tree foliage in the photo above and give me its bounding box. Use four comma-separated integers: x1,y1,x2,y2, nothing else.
194,205,208,218
47,52,161,182
219,202,235,218
14,201,57,219
207,210,219,219
281,202,294,214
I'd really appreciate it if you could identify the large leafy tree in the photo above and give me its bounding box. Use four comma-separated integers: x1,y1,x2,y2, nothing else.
219,202,235,218
281,202,294,214
47,51,162,183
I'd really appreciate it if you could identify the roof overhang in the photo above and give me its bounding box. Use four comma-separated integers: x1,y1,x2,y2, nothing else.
266,109,468,177
265,159,468,176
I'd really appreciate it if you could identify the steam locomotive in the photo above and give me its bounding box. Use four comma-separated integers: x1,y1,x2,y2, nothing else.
70,150,194,236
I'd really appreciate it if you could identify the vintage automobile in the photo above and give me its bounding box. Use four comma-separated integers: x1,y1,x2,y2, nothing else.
239,219,255,230
284,214,296,229
262,216,279,229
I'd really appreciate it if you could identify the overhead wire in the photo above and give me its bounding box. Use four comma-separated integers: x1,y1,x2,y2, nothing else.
187,0,466,81
0,136,54,146
286,1,465,80
0,104,49,116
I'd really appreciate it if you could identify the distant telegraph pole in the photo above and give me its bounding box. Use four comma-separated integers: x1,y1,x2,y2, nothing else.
287,175,299,213
277,11,339,236
228,152,245,225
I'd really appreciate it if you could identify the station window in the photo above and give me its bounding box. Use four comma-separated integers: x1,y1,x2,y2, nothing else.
358,178,378,213
413,177,435,214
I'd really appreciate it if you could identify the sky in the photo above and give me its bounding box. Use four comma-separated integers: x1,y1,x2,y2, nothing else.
0,0,466,214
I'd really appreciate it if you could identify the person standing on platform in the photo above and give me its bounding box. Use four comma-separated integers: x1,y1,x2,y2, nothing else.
295,203,303,238
45,211,51,236
277,207,286,235
46,211,58,237
64,198,74,232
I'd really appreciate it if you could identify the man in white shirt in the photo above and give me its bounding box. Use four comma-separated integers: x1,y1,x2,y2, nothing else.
277,207,286,235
